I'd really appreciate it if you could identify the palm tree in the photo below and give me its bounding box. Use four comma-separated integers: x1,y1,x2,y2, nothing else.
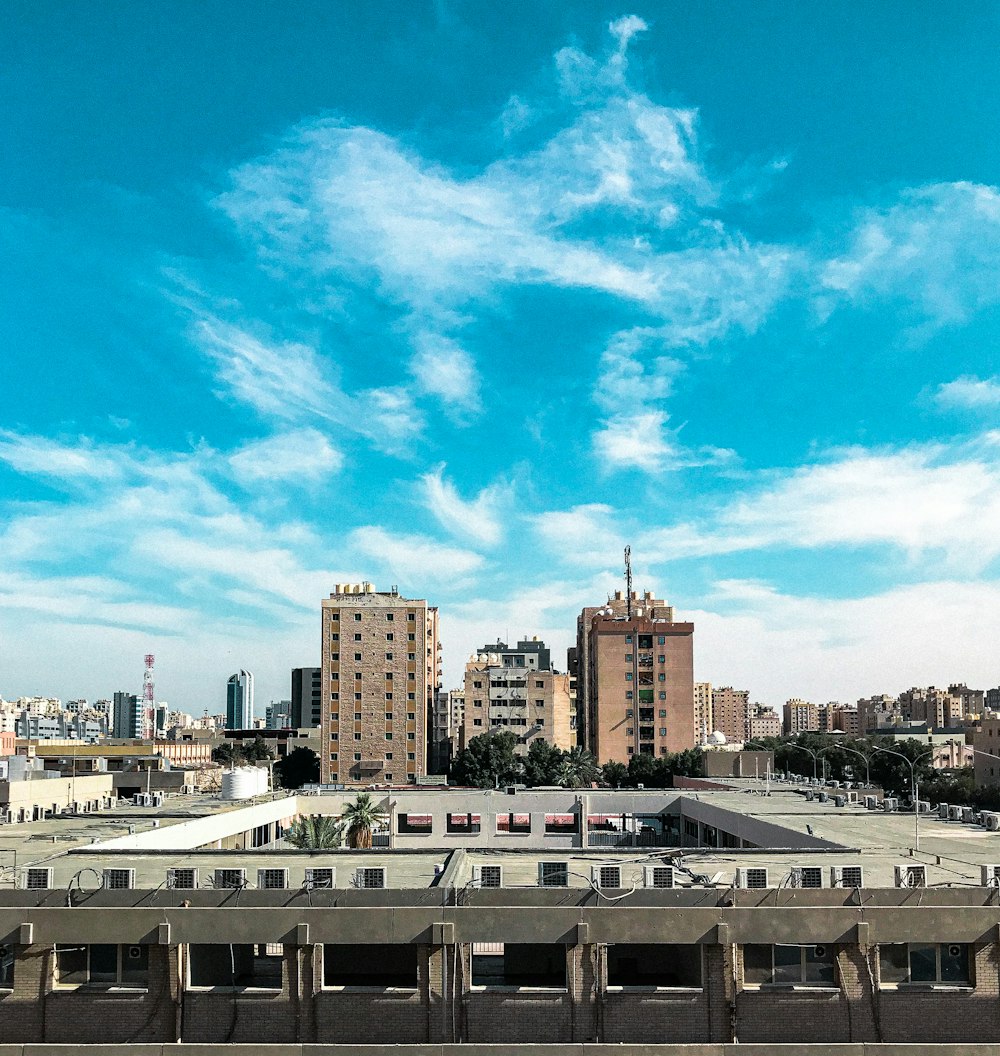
555,747,602,788
341,792,387,849
284,815,344,849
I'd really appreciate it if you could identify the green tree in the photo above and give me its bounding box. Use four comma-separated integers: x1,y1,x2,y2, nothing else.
449,731,522,788
284,814,343,849
602,761,628,788
341,792,387,849
273,746,320,790
523,739,565,786
555,746,602,788
242,736,274,763
670,747,704,778
211,742,244,767
627,752,657,787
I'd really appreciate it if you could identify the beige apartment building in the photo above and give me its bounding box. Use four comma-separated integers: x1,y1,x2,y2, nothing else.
711,686,749,744
746,704,781,740
460,640,572,753
586,606,695,763
783,697,819,735
319,583,440,785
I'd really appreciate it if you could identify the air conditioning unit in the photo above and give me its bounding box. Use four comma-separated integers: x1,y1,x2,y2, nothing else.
864,796,878,810
834,795,846,807
304,867,335,890
789,865,824,889
830,865,864,888
986,813,1000,832
257,867,289,890
151,793,164,807
644,865,675,889
736,867,769,890
804,790,814,802
354,866,386,889
883,798,899,812
962,807,976,824
948,805,963,821
167,867,198,890
103,868,135,890
846,791,859,804
917,801,931,814
472,864,503,888
214,868,246,889
894,864,927,888
817,791,828,803
938,802,950,820
22,866,53,890
592,864,622,889
981,865,1000,887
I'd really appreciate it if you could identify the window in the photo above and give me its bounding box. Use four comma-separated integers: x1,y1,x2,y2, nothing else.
625,635,632,644
354,613,362,621
354,652,362,661
0,944,11,988
625,672,633,681
607,944,702,988
660,728,668,737
408,633,416,641
658,635,665,645
658,655,666,663
397,812,432,834
447,812,481,834
658,673,666,682
544,813,578,834
330,613,340,621
385,733,393,740
407,652,415,661
472,943,566,988
324,944,416,988
330,652,339,660
385,712,393,720
407,712,415,720
386,632,394,641
535,680,544,689
56,944,148,988
625,691,633,700
659,709,667,717
625,654,633,663
879,943,970,985
385,653,393,660
407,612,415,621
638,634,652,648
539,862,568,887
188,945,282,989
496,812,531,834
743,944,835,987
386,613,394,622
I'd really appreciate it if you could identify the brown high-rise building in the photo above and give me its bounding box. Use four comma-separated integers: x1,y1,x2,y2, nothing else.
712,687,750,744
320,583,440,785
581,593,694,764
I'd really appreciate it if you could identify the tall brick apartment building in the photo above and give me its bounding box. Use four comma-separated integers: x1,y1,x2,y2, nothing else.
581,593,695,762
320,583,440,784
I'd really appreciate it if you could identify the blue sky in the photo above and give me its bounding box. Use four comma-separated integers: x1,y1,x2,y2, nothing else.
3,2,1000,715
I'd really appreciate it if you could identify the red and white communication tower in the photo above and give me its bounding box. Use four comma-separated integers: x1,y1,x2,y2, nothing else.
142,653,155,739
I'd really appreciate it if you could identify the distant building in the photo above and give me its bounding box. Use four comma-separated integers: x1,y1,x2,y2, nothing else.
226,670,254,730
783,698,819,736
429,689,451,774
712,687,749,745
694,682,713,745
112,691,143,739
291,667,322,728
265,700,292,729
746,704,781,740
320,582,441,785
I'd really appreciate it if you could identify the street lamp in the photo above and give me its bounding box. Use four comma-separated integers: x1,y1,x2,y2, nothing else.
787,742,819,782
821,743,872,787
865,743,934,851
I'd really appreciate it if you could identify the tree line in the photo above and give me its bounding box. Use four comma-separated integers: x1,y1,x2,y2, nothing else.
448,731,704,789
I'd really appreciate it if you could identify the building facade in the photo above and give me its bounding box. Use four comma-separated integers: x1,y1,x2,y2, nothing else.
225,671,254,730
694,682,713,744
112,691,143,739
586,608,695,762
290,667,322,728
745,704,781,740
711,687,749,744
319,583,440,785
783,698,819,736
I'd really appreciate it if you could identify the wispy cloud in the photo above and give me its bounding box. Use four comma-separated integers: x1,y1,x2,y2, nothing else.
532,503,625,566
227,429,343,486
418,465,508,547
349,525,484,581
931,375,1000,411
409,332,482,418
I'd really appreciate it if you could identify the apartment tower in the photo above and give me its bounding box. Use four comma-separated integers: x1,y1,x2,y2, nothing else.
320,583,440,785
582,592,695,763
225,670,254,730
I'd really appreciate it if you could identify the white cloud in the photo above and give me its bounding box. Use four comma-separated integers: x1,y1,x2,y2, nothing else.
418,465,507,547
932,375,1000,411
228,429,343,485
820,182,1000,325
349,525,484,582
640,438,1000,569
0,430,127,482
532,503,624,566
692,578,1000,704
409,332,482,417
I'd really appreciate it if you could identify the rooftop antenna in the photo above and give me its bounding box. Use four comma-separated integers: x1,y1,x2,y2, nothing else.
624,546,632,619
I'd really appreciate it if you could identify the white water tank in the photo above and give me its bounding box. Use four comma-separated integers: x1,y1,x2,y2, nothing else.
221,766,267,801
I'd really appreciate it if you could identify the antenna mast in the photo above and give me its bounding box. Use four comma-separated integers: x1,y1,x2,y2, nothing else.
142,653,155,738
624,545,632,619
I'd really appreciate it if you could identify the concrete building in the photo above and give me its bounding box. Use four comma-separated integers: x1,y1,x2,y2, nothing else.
429,689,452,775
461,650,572,755
745,704,781,740
320,582,440,785
290,666,321,728
857,693,900,732
586,605,695,762
225,670,254,730
711,687,749,744
112,691,143,739
265,700,292,729
694,681,712,745
783,698,819,735
575,589,674,753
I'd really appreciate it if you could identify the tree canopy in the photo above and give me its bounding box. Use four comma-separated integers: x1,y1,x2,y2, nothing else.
273,746,320,789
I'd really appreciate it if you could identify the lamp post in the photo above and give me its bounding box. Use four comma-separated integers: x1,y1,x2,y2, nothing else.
822,743,872,787
788,742,819,782
865,743,934,852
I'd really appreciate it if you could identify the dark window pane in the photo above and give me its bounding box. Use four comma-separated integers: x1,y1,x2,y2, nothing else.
879,943,908,983
607,944,701,987
56,945,88,985
743,944,772,985
0,944,12,988
324,944,417,988
121,944,149,986
89,944,118,983
803,945,835,984
939,943,969,983
771,945,801,985
909,944,937,983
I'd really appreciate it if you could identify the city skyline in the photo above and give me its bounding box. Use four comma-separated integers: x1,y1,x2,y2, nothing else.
4,4,1000,710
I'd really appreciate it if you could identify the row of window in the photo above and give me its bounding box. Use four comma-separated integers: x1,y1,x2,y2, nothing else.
331,712,418,721
329,612,417,622
624,673,668,682
17,941,972,992
329,692,418,701
329,672,417,681
330,632,417,642
331,652,419,661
